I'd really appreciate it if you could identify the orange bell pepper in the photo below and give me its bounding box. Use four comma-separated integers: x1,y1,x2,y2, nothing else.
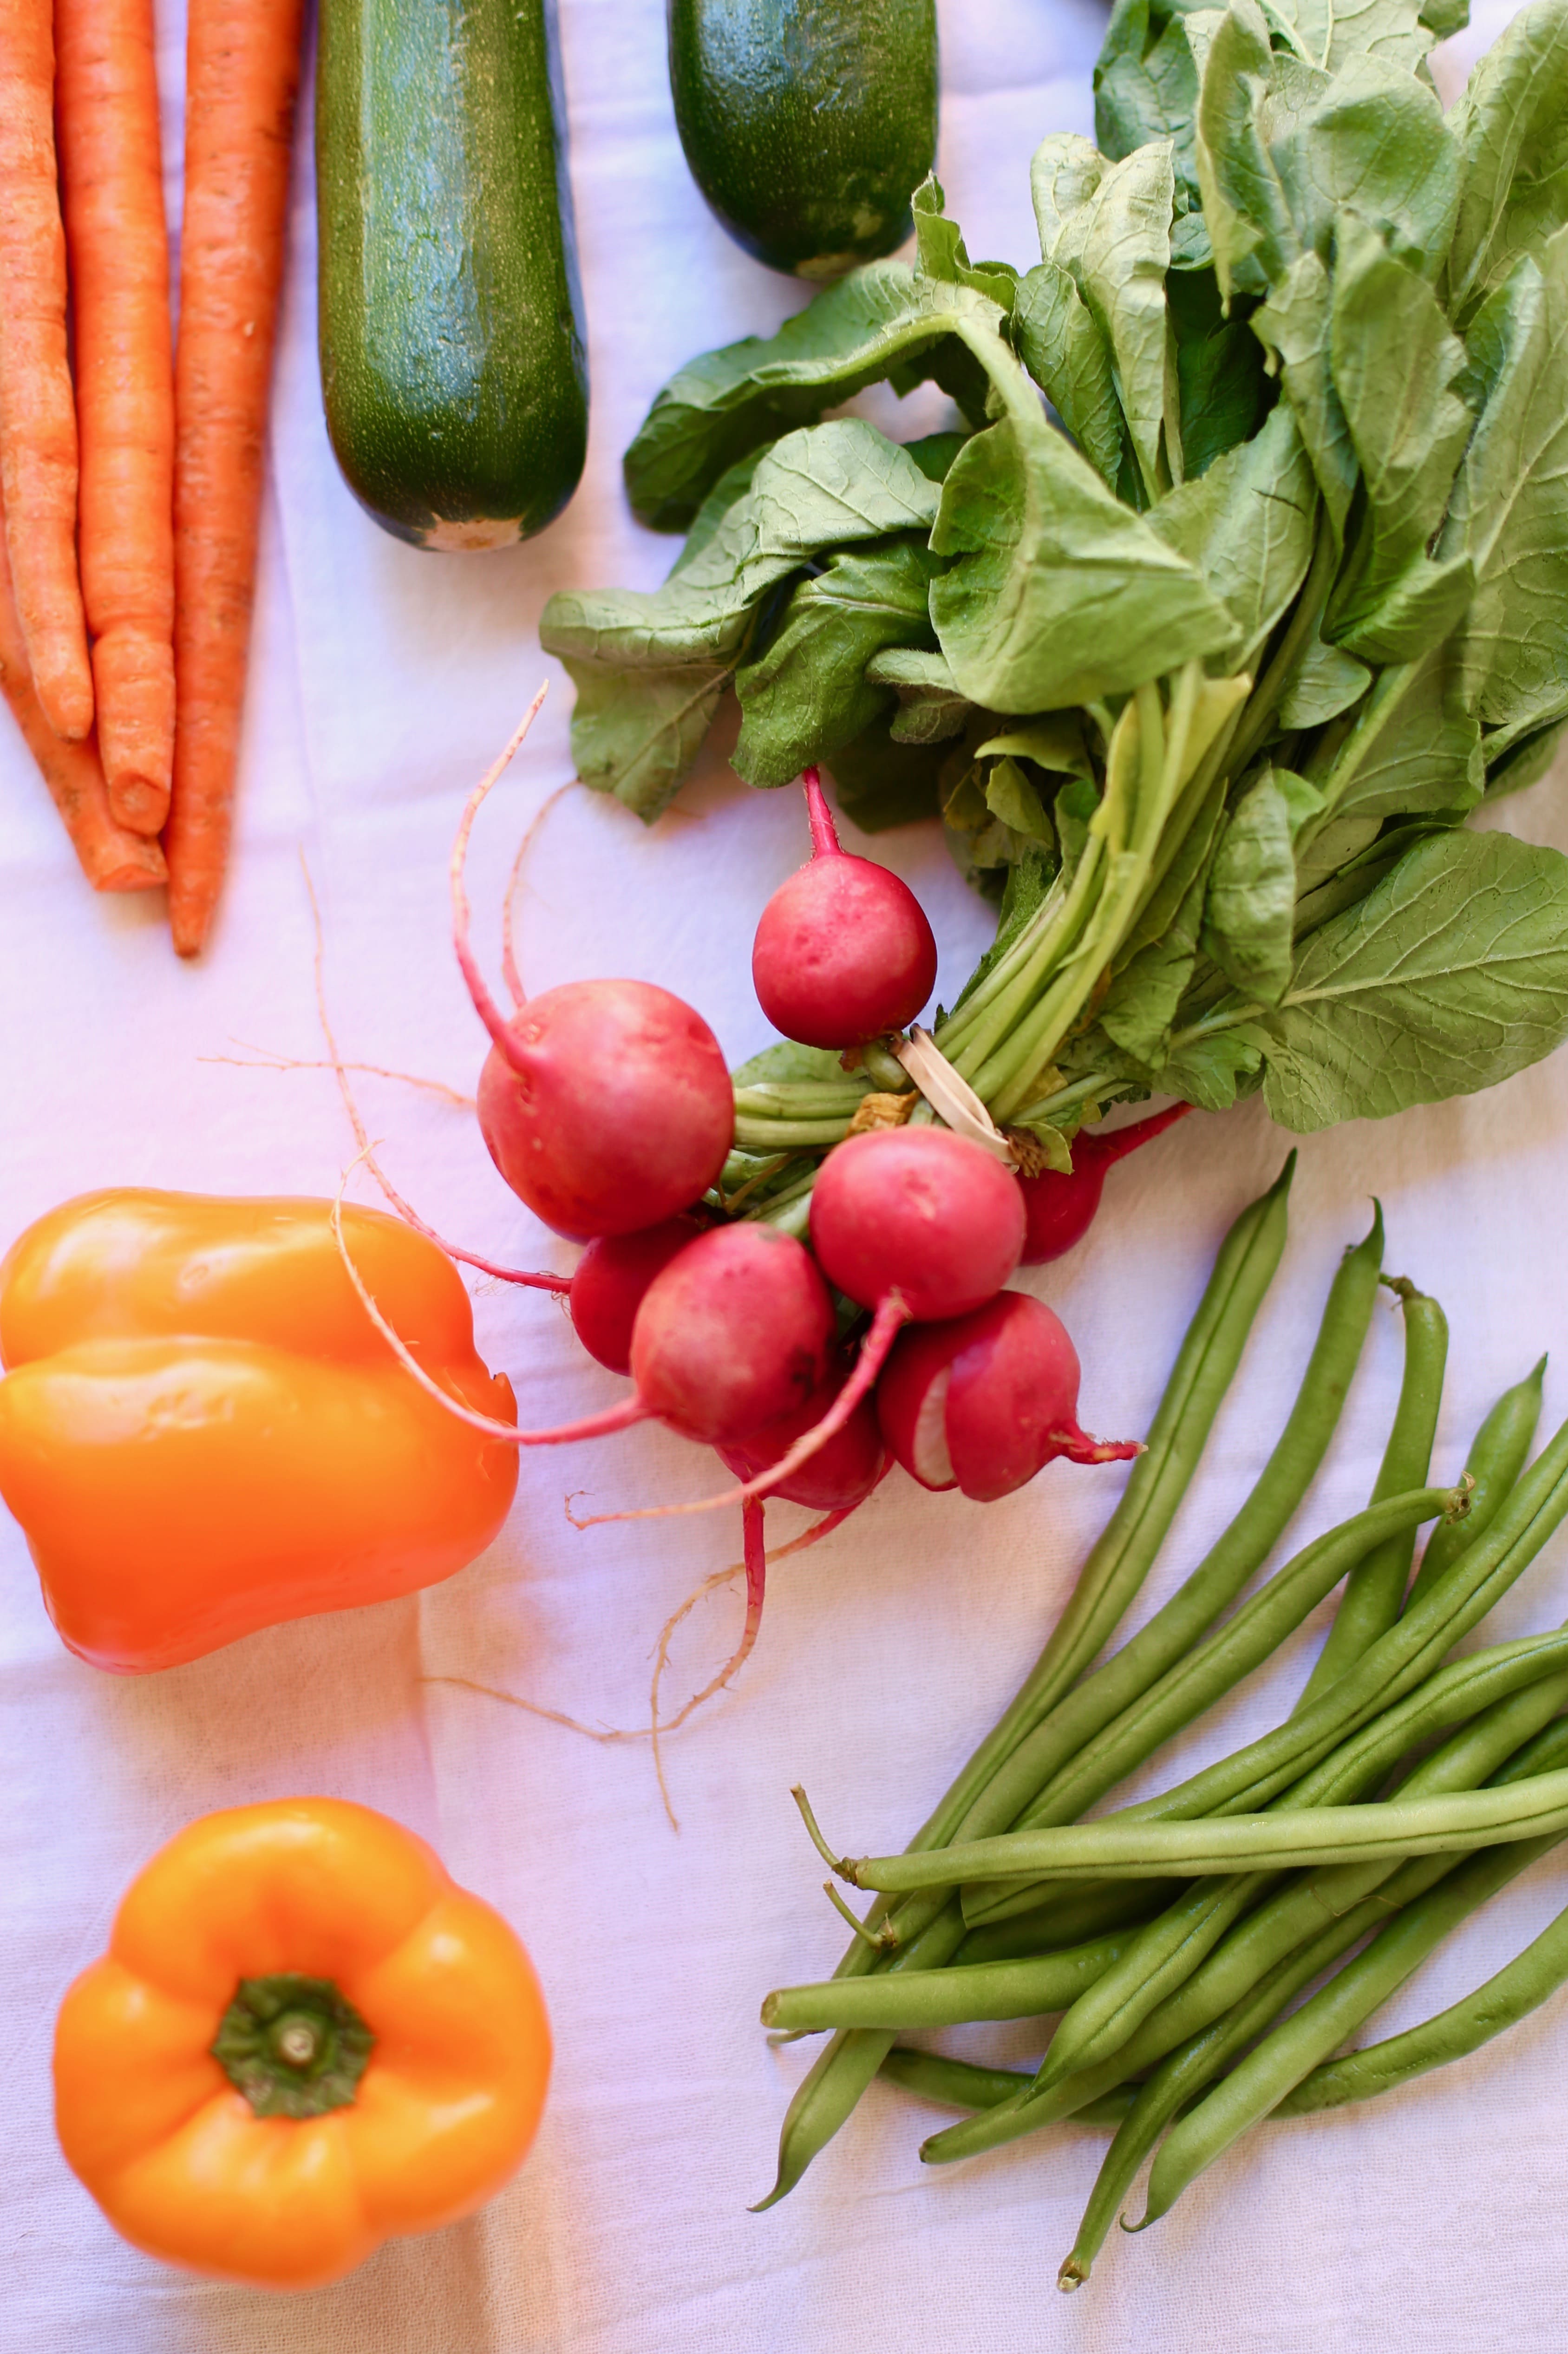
54,1797,552,2289
0,1189,520,1671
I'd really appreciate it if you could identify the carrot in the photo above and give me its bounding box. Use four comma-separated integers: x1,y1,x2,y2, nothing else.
55,0,176,837
164,0,305,957
0,0,95,742
0,487,164,892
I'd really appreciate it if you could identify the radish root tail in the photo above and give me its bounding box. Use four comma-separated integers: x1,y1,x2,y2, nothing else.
301,846,569,1293
648,1499,862,1828
501,776,575,1008
451,684,550,1063
331,1151,644,1445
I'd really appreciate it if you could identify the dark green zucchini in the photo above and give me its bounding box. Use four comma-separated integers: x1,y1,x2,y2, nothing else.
668,0,938,279
316,0,588,549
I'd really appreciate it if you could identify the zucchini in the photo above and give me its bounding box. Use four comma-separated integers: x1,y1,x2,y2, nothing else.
316,0,588,549
668,0,938,279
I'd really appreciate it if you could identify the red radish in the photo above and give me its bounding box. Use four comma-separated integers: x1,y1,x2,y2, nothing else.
571,1126,1032,1533
569,1215,706,1374
751,766,938,1048
615,1126,1026,1514
629,1222,835,1445
876,1291,1140,1501
718,1362,887,1511
1020,1103,1192,1263
810,1126,1026,1321
453,704,734,1241
472,983,733,1242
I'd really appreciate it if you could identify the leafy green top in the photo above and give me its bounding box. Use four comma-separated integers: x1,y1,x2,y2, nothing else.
540,0,1568,1165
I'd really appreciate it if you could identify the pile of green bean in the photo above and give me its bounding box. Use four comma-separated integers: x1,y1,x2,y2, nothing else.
757,1159,1568,2289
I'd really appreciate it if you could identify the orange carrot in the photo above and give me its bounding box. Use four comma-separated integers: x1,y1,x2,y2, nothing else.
56,0,176,836
0,488,164,892
0,0,95,742
165,0,305,957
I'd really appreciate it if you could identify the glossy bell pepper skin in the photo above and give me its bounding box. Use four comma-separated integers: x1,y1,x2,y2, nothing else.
0,1190,520,1672
54,1797,552,2289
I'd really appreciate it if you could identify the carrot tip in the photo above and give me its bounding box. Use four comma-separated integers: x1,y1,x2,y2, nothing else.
107,776,172,835
95,861,168,895
37,678,96,743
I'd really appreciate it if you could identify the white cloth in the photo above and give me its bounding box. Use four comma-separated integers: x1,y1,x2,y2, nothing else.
4,1,1567,2347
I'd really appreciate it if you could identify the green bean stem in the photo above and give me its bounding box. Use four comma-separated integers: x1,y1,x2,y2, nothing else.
1295,1278,1448,1711
1405,1358,1547,1613
1141,1824,1568,2226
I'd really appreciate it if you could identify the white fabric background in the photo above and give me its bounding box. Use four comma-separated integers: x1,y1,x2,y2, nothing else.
3,0,1566,2346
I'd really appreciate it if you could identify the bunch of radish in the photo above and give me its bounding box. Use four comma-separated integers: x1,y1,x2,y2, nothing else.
428,723,1189,1682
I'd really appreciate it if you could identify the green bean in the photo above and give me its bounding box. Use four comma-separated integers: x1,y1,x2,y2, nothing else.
963,1407,1568,1925
1194,1410,1568,1807
915,1645,1568,2170
1028,1874,1274,2096
1041,1653,1568,2095
876,1203,1379,1957
954,1880,1179,1966
1296,1279,1448,1709
1059,1866,1418,2289
753,1168,1300,2206
865,1157,1301,1959
1286,1639,1568,1817
1405,1358,1546,1613
1281,1894,1568,2117
750,1900,966,2211
940,1206,1384,1871
760,1927,1137,2034
877,2047,1137,2128
1142,1821,1568,2225
920,2037,1160,2164
932,1644,1568,2145
1015,1480,1456,1842
1275,1711,1568,2117
926,1154,1298,1816
858,1482,1464,1903
914,1766,1568,1891
922,1849,1469,2171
